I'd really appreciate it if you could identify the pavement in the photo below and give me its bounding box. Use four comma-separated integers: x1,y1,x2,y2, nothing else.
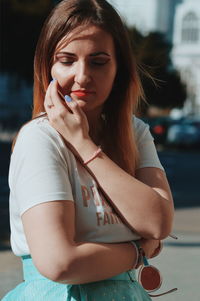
0,207,200,300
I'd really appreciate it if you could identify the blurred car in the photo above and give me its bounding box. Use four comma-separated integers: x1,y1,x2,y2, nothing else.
166,118,200,148
142,116,200,148
142,116,175,146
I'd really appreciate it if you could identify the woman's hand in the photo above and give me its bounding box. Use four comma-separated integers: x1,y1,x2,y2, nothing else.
139,238,162,259
44,79,90,149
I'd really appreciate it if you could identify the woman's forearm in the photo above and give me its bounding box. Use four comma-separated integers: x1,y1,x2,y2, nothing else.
73,139,174,239
56,241,136,284
51,239,159,285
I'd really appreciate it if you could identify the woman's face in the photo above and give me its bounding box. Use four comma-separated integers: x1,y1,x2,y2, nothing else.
51,25,117,114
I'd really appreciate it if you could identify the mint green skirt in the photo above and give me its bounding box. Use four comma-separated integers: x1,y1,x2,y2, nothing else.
2,256,151,301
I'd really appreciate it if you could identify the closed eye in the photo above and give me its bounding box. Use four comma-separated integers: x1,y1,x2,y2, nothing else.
55,53,75,65
91,58,110,66
59,60,74,65
55,53,110,66
56,57,74,65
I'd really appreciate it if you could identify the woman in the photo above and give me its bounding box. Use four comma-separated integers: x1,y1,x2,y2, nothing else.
3,0,174,300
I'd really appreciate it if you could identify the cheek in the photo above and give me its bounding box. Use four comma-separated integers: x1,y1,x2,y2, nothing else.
51,65,72,92
102,69,116,93
51,64,57,79
98,79,115,103
51,64,68,80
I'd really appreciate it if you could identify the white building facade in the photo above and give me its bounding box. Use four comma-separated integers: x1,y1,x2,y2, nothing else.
172,0,200,116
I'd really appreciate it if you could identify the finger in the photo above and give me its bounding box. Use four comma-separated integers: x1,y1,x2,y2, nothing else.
50,79,66,111
44,81,54,113
151,240,163,258
47,79,73,120
64,94,85,117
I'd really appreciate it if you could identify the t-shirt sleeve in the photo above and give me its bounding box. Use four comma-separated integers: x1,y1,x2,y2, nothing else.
133,116,164,170
9,121,74,215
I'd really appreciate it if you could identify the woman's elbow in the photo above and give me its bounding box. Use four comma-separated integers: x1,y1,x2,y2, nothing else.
151,223,173,240
142,210,174,240
151,213,174,240
152,199,174,239
141,223,172,240
35,257,76,283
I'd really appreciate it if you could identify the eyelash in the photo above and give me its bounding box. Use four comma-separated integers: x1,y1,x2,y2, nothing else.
59,60,108,66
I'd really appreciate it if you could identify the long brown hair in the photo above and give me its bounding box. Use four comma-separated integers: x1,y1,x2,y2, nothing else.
20,0,144,175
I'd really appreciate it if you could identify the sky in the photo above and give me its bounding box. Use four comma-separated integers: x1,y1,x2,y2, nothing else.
107,0,160,33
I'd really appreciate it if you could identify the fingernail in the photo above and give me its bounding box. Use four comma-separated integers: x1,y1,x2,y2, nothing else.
65,95,72,102
50,78,56,83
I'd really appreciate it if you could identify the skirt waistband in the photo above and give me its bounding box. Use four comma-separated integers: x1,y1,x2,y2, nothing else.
21,255,136,282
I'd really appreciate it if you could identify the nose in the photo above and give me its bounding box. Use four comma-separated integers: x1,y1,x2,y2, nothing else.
74,61,92,86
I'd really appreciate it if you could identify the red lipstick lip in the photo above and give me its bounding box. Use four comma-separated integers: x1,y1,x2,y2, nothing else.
71,90,95,97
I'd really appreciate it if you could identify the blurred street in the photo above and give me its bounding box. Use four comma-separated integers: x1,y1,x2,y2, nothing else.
0,207,200,300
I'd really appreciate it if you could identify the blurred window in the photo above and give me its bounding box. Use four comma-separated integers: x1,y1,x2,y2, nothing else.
181,12,199,43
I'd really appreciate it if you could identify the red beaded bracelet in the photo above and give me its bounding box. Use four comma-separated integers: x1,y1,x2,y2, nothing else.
83,147,102,165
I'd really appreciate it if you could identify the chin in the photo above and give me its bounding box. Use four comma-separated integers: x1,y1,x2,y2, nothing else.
76,98,103,114
76,99,87,107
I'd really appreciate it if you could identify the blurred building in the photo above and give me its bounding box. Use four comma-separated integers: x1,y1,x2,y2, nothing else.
109,0,200,117
108,0,183,41
172,0,200,116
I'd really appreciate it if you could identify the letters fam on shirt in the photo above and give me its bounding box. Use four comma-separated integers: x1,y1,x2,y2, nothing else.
81,185,122,226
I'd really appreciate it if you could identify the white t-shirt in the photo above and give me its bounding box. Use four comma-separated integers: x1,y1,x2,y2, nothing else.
9,116,164,256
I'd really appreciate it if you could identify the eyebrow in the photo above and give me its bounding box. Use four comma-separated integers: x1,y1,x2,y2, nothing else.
56,51,110,57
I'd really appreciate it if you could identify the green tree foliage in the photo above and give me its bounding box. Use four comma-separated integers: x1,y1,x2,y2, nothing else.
0,0,53,82
128,27,187,115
